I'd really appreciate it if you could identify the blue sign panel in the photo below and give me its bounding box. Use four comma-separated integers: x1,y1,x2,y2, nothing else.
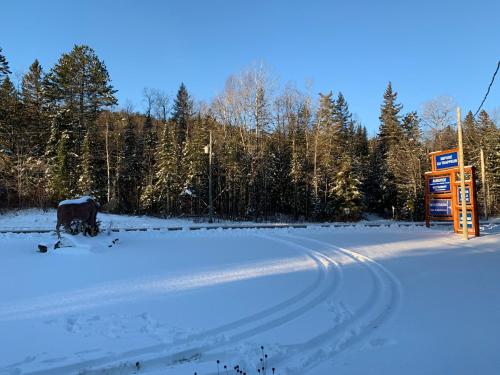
435,151,459,170
457,186,471,204
459,211,473,228
429,176,451,193
430,199,452,216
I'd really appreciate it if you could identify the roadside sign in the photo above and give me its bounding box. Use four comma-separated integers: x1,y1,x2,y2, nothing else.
425,159,479,237
435,151,458,170
430,148,459,172
457,186,471,204
458,211,473,228
429,199,452,216
429,176,451,193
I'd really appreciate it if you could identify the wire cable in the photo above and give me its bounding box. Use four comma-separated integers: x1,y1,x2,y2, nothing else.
473,60,500,117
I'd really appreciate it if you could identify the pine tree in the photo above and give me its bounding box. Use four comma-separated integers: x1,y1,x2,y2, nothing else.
142,115,157,184
379,82,403,155
50,130,72,201
154,122,180,215
139,114,158,212
43,45,117,203
476,110,500,215
171,83,192,149
330,155,362,220
333,92,352,148
290,101,311,219
350,124,369,209
117,115,142,213
78,125,104,199
0,47,10,78
0,76,18,206
180,115,208,214
21,59,47,156
389,112,425,219
462,111,478,165
0,77,19,153
313,91,341,219
370,82,403,216
0,76,22,207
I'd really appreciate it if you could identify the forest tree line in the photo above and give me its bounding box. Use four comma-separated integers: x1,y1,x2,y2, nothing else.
0,45,499,221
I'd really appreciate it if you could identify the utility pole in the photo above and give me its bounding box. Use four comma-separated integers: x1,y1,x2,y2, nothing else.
208,130,213,223
457,107,468,240
480,148,488,220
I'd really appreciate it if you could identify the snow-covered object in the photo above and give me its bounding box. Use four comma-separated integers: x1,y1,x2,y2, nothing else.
180,188,195,197
58,196,93,207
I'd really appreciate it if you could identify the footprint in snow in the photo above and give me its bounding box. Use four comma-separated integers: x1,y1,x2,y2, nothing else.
369,337,397,348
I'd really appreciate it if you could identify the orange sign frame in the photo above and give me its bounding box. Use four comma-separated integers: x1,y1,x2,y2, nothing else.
425,149,479,237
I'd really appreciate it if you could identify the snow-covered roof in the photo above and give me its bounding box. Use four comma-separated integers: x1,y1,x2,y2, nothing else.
58,196,93,207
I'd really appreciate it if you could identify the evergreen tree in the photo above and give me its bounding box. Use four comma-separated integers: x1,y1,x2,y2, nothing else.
390,112,425,219
462,111,478,165
21,59,47,156
476,110,500,215
351,124,369,208
154,122,180,215
313,92,338,218
43,45,117,126
0,77,19,155
333,92,352,147
0,47,10,78
180,115,208,213
290,101,311,219
489,139,500,213
171,83,192,148
142,114,157,185
370,82,403,216
379,82,403,154
117,115,142,213
330,155,362,220
0,76,22,207
139,114,158,212
78,125,103,199
43,45,117,203
0,76,18,205
50,130,72,201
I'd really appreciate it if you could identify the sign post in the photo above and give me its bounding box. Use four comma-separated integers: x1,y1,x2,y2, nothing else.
425,144,479,237
480,148,488,220
205,131,214,223
457,107,468,240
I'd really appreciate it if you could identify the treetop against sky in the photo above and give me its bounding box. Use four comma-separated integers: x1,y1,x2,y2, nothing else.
2,0,500,132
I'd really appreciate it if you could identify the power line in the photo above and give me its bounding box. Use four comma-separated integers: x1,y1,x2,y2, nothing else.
473,60,500,117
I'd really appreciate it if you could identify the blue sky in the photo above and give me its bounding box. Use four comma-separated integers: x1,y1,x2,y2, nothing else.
3,0,499,134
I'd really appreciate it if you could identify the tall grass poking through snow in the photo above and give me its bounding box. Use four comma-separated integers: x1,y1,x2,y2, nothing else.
194,346,278,375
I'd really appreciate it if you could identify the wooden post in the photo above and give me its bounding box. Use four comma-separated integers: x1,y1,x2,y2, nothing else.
457,107,468,240
480,148,488,220
208,130,213,223
425,174,430,228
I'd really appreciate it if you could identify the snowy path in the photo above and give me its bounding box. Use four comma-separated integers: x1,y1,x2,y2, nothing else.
1,223,499,375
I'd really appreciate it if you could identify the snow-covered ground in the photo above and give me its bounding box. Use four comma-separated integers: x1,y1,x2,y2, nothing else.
0,209,195,231
0,213,499,375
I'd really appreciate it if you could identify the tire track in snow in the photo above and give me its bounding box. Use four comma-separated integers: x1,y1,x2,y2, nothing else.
163,232,400,375
268,233,402,374
19,236,341,375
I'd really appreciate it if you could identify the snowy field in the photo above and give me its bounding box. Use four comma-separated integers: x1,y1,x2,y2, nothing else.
0,209,195,231
0,213,499,375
